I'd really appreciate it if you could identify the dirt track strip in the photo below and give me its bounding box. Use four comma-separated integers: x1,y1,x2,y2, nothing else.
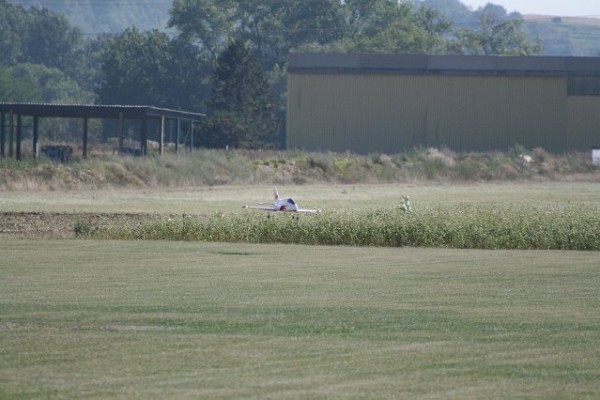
0,212,167,239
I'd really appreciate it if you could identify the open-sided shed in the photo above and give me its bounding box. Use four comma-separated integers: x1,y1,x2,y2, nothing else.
0,103,205,160
287,53,600,154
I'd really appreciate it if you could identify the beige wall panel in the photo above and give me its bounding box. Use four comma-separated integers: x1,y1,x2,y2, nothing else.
422,76,567,152
287,73,426,153
567,97,600,149
287,73,570,153
288,74,422,152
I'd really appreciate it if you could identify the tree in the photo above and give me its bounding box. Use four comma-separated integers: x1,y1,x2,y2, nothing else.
0,1,84,72
169,0,237,61
0,0,96,92
0,66,41,102
7,64,99,142
23,7,84,76
8,0,171,34
169,0,345,69
419,0,474,28
235,0,346,67
448,8,541,55
76,34,113,92
298,0,451,55
98,28,171,106
10,63,95,104
162,36,211,112
97,28,208,111
203,40,279,149
0,0,26,67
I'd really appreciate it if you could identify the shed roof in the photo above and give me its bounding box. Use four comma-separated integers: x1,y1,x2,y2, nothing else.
289,53,600,77
0,103,205,121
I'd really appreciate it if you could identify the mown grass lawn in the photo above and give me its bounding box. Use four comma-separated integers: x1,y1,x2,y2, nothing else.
1,182,599,214
1,240,598,399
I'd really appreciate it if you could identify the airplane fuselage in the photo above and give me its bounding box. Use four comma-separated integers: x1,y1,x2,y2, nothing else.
274,198,299,212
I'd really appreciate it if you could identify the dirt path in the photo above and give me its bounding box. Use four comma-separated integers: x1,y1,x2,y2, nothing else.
0,212,166,239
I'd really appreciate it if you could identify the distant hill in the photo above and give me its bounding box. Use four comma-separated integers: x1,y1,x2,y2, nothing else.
420,0,600,56
7,0,172,34
523,15,600,56
7,0,600,56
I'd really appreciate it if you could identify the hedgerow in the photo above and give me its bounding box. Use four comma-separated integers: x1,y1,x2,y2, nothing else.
79,204,600,250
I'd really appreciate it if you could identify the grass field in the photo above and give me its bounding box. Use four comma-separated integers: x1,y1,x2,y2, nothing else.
1,240,599,399
1,182,599,213
1,182,599,398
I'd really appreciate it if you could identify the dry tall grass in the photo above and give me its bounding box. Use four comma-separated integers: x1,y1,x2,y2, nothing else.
1,147,599,191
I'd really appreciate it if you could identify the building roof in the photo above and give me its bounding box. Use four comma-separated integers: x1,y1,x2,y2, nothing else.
289,53,600,77
0,103,205,121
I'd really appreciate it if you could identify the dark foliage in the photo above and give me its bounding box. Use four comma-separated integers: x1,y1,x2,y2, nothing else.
97,28,208,111
203,41,279,149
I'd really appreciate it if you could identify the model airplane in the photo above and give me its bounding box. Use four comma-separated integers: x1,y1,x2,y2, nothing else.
243,188,322,213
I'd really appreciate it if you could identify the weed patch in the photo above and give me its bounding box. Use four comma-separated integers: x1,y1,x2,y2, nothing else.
2,148,599,191
81,203,600,250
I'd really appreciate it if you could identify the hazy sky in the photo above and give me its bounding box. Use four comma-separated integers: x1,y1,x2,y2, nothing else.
460,0,599,17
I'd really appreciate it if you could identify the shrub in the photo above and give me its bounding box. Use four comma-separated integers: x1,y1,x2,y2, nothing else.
74,220,96,237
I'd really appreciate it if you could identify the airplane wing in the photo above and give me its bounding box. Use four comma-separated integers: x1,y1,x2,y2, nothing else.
296,208,322,214
243,205,321,213
242,205,275,211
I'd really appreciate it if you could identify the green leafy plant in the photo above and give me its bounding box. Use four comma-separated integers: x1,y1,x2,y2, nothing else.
86,203,600,251
73,220,96,237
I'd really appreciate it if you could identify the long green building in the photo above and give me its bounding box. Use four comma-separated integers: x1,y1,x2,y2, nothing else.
286,53,600,154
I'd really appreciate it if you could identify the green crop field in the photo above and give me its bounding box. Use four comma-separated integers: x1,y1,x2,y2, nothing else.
1,182,599,398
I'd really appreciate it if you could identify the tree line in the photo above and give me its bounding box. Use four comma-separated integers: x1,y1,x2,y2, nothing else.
0,0,540,149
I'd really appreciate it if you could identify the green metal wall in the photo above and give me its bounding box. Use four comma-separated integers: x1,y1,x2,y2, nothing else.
287,72,597,153
567,97,600,149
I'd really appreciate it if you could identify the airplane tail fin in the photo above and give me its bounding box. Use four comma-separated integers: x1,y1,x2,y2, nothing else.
274,187,279,201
